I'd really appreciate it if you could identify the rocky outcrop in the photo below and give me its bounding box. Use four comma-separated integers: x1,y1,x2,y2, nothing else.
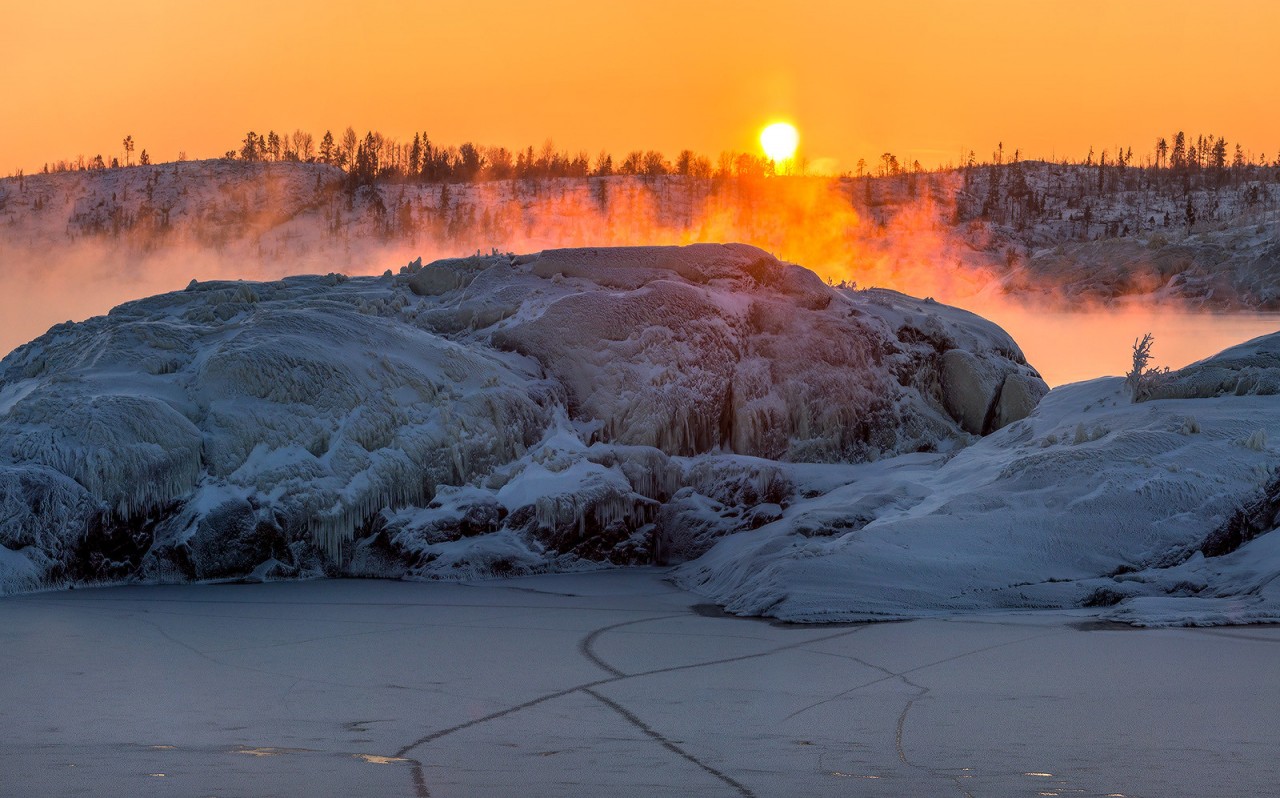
0,244,1048,592
1201,472,1280,558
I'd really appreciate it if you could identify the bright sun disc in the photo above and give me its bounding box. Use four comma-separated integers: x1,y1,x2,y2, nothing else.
760,122,799,162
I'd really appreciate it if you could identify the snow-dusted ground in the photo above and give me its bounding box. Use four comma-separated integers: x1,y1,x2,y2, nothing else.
2,571,1277,798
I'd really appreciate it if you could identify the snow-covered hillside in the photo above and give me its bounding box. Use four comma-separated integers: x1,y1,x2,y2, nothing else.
0,160,344,246
956,159,1280,307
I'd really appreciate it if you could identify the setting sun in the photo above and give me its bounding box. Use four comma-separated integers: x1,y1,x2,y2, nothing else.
760,122,799,163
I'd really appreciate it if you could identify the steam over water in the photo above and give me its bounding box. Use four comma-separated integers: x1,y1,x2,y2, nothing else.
962,303,1280,387
2,165,1276,385
3,241,1276,388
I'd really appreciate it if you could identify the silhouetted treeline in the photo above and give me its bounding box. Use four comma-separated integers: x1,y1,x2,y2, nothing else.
31,126,1280,190
327,128,733,189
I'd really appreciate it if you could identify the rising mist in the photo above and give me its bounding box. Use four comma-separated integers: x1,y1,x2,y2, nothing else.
2,160,1277,384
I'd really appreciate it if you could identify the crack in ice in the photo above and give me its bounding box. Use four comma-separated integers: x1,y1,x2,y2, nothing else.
782,629,1064,722
584,687,757,797
394,611,869,796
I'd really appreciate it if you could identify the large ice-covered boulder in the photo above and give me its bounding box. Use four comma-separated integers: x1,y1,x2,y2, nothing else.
0,244,1046,593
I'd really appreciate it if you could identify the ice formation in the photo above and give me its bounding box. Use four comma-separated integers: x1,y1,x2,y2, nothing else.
0,244,1040,586
4,243,1278,625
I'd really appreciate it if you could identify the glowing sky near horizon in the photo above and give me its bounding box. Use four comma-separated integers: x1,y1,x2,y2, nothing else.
4,0,1279,175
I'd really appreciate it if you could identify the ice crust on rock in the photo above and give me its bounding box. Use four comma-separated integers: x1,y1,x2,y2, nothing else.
673,362,1280,626
27,245,1280,626
0,244,1039,587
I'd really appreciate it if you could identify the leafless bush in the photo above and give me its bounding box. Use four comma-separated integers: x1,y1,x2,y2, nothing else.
1126,332,1167,402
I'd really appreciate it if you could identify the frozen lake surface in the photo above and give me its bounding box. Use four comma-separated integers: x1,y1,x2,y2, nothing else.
3,570,1277,797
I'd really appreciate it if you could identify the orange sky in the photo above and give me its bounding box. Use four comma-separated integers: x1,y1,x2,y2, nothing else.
4,0,1279,174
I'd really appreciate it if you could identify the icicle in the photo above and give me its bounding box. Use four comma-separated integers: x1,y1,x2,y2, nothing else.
535,494,581,532
592,493,658,529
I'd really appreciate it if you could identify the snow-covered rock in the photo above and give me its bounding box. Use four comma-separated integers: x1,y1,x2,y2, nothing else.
1200,471,1280,558
1142,331,1280,400
0,244,1044,594
674,352,1280,626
